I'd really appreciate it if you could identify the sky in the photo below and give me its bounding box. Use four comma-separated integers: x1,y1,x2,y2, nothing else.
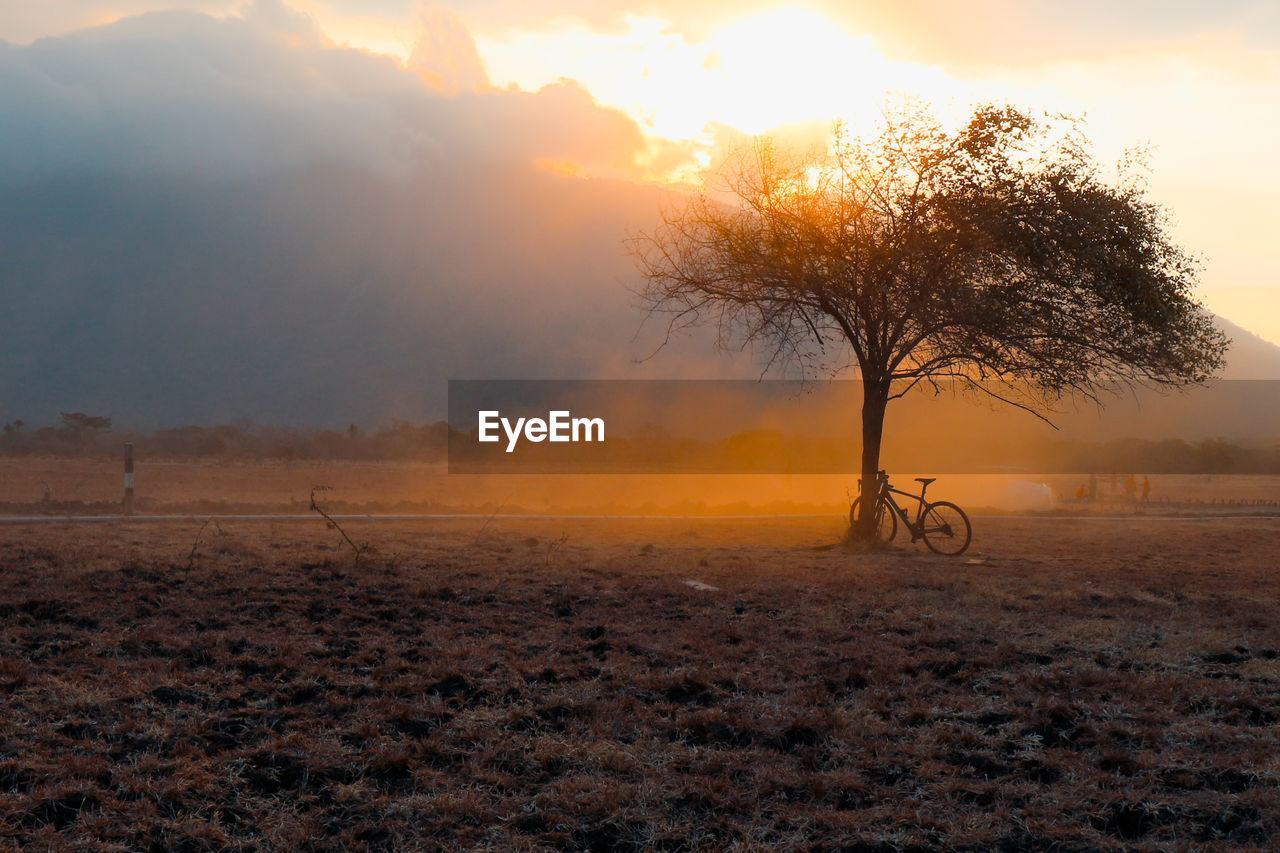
1,1,1278,424
4,0,1277,342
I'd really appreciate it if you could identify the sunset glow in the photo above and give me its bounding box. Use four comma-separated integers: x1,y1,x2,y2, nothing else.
0,0,1278,346
477,6,961,141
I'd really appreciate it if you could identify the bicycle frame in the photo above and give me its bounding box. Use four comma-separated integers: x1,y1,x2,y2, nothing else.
859,472,933,542
880,483,932,541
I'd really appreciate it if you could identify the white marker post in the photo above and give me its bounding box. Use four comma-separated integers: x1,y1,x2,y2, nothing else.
123,442,134,516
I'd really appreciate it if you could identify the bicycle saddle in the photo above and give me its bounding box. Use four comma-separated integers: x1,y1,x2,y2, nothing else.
914,477,936,486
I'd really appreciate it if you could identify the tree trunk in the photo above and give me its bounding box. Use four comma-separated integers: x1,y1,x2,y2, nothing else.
854,377,890,540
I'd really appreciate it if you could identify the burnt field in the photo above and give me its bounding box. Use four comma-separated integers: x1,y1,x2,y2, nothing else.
1,516,1278,851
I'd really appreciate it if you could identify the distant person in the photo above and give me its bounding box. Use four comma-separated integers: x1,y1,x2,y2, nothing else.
1124,473,1137,502
1141,476,1151,504
1075,484,1086,501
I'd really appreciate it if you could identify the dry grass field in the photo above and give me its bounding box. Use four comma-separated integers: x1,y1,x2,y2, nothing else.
3,456,1279,516
2,514,1278,850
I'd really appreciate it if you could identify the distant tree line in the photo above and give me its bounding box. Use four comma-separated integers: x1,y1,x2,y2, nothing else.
1,414,1275,473
0,415,449,461
1037,437,1273,475
453,425,1278,475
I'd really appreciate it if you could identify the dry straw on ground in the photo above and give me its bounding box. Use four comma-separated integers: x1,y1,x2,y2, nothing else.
1,516,1277,850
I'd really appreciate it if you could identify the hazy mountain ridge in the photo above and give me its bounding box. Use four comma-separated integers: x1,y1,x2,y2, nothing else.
1215,315,1280,378
3,163,1276,429
0,165,713,426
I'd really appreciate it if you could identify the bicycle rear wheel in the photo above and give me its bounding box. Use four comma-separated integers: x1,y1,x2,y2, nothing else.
850,496,897,543
920,501,972,556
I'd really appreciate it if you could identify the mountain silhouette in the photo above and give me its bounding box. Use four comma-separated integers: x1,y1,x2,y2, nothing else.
1215,316,1280,379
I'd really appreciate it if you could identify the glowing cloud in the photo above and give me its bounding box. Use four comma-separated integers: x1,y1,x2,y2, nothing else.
476,6,962,147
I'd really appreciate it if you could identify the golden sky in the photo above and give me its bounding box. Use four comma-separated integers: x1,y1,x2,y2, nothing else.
5,0,1279,343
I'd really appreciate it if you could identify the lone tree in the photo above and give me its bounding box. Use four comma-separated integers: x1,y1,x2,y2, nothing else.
629,103,1227,540
60,412,112,441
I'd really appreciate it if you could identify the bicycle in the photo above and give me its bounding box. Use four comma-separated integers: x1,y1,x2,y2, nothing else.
849,470,972,556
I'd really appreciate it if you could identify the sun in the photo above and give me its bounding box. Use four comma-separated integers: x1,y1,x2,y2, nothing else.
698,6,891,135
476,4,962,159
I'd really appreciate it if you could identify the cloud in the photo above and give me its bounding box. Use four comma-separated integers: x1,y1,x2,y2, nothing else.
0,2,665,184
7,1,1280,67
444,0,1280,68
408,4,489,93
0,2,736,426
0,1,233,44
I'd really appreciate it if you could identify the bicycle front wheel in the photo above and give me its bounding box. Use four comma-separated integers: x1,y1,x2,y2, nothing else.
920,501,972,556
850,496,897,543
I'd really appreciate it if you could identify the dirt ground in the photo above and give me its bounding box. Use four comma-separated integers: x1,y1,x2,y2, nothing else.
1,515,1278,850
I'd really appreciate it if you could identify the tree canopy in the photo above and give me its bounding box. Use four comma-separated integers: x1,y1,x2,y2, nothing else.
629,102,1228,539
